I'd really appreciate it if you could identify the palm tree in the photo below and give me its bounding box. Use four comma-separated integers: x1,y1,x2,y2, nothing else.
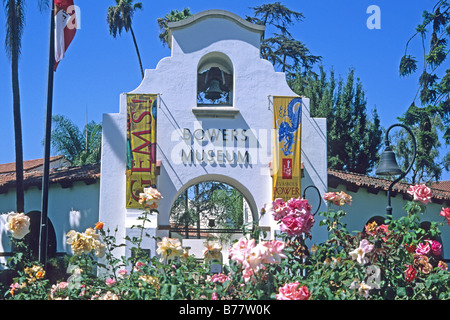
3,0,49,213
3,0,48,212
3,0,25,213
157,8,192,47
107,0,144,79
49,115,102,166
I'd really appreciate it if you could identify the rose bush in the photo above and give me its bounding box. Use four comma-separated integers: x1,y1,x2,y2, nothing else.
1,185,450,300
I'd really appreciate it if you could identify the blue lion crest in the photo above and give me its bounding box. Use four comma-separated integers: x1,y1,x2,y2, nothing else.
276,98,302,156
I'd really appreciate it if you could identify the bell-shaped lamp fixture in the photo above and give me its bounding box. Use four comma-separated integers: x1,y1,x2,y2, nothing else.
376,123,417,217
376,145,402,176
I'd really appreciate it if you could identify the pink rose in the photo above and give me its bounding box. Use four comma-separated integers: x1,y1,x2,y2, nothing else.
415,242,431,255
228,238,256,264
272,198,289,221
134,261,146,272
261,240,287,264
323,192,337,202
280,210,314,236
280,214,304,237
242,267,256,283
245,245,267,271
287,197,312,212
276,282,310,300
440,207,450,225
376,224,390,242
118,269,128,277
58,282,69,290
209,273,230,283
407,184,432,205
106,278,116,287
427,240,442,256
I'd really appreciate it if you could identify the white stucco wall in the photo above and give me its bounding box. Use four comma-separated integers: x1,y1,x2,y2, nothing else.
0,181,100,268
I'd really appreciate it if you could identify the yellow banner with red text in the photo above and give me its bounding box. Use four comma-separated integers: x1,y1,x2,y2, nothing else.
126,94,157,208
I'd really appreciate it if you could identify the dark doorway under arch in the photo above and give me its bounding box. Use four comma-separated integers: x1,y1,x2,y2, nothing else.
22,211,57,260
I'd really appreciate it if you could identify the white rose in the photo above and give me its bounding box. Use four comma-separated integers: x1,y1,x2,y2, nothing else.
6,212,31,239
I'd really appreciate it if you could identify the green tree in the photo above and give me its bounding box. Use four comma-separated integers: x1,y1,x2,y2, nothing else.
170,182,246,237
291,66,383,174
49,115,102,166
393,108,449,183
107,0,144,79
157,8,192,47
398,0,450,182
246,2,321,77
246,2,304,39
3,0,48,212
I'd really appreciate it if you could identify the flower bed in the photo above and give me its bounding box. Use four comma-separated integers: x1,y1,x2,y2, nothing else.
1,185,450,300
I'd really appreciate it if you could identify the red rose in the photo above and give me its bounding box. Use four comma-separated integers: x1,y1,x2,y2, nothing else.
405,265,417,283
404,243,416,254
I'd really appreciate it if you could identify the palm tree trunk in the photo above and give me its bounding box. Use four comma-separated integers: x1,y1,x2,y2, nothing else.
9,0,25,213
129,25,144,79
12,57,25,213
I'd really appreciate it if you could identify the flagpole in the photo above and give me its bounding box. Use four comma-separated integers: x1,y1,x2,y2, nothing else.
39,0,55,267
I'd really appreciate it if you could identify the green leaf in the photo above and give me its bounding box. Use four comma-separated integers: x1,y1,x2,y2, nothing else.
396,286,406,297
170,284,178,298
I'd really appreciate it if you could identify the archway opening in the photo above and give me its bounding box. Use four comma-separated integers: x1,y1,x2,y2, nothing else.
169,180,254,262
169,181,253,238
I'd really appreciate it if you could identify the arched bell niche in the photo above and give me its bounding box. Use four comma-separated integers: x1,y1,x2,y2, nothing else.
197,52,234,105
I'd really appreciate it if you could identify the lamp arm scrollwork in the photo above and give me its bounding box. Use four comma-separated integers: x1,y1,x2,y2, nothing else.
302,185,321,216
384,124,417,206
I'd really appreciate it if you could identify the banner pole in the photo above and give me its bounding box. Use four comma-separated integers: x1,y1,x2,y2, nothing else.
39,0,55,267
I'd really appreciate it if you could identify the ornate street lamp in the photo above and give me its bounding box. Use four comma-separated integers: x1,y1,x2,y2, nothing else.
376,124,416,216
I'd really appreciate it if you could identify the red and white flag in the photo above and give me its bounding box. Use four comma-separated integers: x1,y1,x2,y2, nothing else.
54,0,77,71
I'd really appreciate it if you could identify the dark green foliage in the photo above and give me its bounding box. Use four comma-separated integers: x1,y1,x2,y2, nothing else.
50,114,102,166
247,2,321,77
399,55,418,77
290,66,383,174
398,1,450,182
157,8,192,47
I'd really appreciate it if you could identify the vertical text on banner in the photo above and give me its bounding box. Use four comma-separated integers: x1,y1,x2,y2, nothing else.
272,96,302,201
126,94,157,208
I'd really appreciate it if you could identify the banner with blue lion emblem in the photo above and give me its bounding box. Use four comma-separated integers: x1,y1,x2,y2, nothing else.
272,96,302,201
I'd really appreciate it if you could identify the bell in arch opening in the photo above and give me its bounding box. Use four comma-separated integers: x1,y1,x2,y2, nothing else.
197,52,233,105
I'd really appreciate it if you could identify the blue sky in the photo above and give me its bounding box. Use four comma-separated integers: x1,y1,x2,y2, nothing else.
0,0,448,180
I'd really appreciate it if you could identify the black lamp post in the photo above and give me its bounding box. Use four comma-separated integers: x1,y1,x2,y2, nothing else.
376,124,416,217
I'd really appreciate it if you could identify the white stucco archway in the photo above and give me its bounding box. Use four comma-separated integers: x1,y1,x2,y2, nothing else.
98,10,328,259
